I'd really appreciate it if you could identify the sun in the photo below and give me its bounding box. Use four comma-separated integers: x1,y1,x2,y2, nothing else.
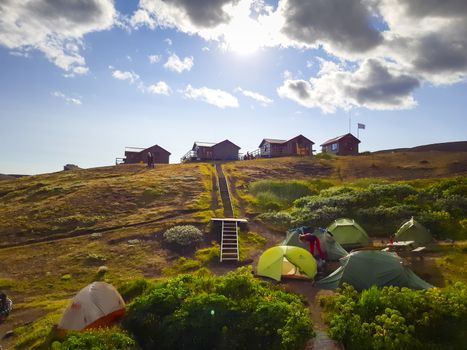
223,13,263,55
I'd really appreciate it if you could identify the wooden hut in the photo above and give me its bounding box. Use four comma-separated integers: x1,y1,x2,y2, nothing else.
320,133,360,156
259,135,314,158
123,144,170,164
181,140,241,162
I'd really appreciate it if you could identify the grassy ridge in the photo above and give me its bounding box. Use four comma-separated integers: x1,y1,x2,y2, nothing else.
0,163,210,245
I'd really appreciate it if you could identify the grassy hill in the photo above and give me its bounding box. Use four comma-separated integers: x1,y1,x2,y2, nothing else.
0,149,466,349
0,163,223,247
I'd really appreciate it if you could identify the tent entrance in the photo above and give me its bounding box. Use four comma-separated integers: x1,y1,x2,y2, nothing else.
281,258,309,280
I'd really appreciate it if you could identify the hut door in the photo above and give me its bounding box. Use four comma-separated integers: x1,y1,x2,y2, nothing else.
296,143,308,156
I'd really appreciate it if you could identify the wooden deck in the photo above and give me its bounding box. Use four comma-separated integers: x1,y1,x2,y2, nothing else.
211,218,248,223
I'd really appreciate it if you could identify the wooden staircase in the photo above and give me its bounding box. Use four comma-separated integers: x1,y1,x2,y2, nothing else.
220,220,239,261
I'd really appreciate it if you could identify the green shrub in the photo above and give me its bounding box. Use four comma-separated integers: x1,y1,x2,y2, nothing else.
163,225,203,248
256,191,283,211
51,328,136,350
321,283,467,350
123,268,313,350
258,211,293,231
270,178,467,239
195,242,220,264
250,180,314,210
291,206,345,228
161,257,202,275
314,152,335,160
118,278,156,301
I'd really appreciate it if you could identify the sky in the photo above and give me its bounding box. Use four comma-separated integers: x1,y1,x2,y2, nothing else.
0,0,466,175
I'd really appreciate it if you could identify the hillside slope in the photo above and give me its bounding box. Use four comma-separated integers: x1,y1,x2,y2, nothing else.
0,149,466,349
0,163,224,248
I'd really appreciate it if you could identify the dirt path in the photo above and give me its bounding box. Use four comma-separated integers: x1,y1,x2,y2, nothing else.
283,281,343,350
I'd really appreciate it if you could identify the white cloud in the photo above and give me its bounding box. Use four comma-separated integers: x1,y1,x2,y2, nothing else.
282,70,293,79
278,58,419,113
165,38,173,46
0,0,116,74
10,50,31,58
148,81,171,95
130,8,157,29
112,70,140,84
236,87,273,106
148,54,162,64
202,46,210,52
51,91,82,105
183,85,239,108
164,53,194,73
112,69,171,97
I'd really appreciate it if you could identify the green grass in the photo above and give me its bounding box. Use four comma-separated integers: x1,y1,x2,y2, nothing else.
14,311,63,349
0,277,15,289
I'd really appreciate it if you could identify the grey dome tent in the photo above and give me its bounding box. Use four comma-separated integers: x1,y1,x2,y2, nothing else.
282,227,348,261
315,250,433,291
395,217,433,246
327,218,369,249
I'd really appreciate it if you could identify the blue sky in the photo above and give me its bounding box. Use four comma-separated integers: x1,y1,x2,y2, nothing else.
0,0,466,174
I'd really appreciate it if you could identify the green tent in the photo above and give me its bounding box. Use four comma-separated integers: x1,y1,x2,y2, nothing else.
316,250,433,291
282,227,348,261
327,218,369,248
395,217,433,246
257,245,317,282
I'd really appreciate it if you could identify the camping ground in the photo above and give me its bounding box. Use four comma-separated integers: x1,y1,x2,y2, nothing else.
0,149,466,349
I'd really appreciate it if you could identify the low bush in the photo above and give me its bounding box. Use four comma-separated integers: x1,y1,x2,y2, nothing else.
163,225,203,248
258,211,293,231
118,278,156,301
314,152,335,160
250,180,314,210
321,283,467,350
123,268,313,350
51,328,136,350
195,242,220,264
256,177,466,240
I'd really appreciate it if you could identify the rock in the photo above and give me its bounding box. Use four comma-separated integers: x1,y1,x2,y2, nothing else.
63,164,80,171
2,330,14,339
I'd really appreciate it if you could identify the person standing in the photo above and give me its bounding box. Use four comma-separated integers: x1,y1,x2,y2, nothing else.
147,152,154,168
299,231,325,260
299,230,326,273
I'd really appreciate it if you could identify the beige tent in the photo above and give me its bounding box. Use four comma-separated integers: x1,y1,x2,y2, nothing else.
58,282,125,331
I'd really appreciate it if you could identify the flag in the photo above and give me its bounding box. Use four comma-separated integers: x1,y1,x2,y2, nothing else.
358,123,366,129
